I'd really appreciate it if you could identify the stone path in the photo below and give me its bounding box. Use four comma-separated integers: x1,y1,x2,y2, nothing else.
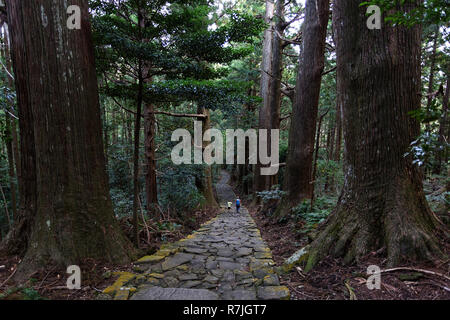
102,171,290,300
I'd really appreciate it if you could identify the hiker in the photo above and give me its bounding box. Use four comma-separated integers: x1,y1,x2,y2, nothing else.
227,201,232,211
236,196,241,214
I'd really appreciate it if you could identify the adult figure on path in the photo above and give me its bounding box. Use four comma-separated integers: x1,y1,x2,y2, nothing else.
236,196,241,214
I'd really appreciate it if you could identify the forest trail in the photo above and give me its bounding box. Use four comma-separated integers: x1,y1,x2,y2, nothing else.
102,171,290,300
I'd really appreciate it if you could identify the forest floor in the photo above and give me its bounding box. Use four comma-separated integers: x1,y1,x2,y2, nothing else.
0,174,448,300
244,176,450,300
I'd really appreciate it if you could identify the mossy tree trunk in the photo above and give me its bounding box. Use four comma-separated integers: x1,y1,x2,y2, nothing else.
4,0,134,276
305,0,444,271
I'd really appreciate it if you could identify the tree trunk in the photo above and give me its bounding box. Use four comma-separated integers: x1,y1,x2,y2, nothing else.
255,0,276,196
3,0,134,275
311,110,328,210
4,116,17,222
132,67,143,247
197,107,219,208
305,0,443,271
102,100,109,167
276,0,330,216
144,102,158,215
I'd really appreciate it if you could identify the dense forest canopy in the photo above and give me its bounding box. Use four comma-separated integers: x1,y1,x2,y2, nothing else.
0,0,448,301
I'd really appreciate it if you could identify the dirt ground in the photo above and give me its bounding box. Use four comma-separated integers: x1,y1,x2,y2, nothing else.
0,207,220,300
247,201,450,300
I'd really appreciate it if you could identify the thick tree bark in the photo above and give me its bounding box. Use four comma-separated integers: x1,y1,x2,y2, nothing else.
305,0,444,271
276,0,330,216
3,0,134,274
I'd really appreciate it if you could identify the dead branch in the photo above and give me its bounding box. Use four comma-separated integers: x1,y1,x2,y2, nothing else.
380,267,450,282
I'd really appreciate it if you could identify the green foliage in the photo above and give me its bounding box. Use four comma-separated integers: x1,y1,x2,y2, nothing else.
92,0,264,108
104,79,254,110
0,286,46,300
406,105,449,170
291,197,335,234
158,164,206,215
360,0,450,27
426,190,450,213
256,185,287,203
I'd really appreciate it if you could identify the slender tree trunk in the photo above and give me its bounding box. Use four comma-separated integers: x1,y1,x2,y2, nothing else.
0,180,11,228
305,0,443,271
132,7,147,247
3,0,134,276
197,107,218,208
102,101,109,167
276,0,330,217
311,110,328,210
144,102,158,215
10,115,20,180
4,117,17,222
132,67,143,247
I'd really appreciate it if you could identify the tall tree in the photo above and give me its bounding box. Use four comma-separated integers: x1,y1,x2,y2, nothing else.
255,0,285,195
276,0,330,216
144,101,158,214
255,0,275,196
305,0,444,271
4,0,134,275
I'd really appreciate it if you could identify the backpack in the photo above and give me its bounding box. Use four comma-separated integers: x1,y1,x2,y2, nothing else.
236,199,240,206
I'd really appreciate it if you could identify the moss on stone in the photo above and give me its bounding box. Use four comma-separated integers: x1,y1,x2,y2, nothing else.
135,255,165,264
103,272,137,295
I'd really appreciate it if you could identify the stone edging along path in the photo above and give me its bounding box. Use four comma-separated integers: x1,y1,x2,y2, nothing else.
102,171,290,300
